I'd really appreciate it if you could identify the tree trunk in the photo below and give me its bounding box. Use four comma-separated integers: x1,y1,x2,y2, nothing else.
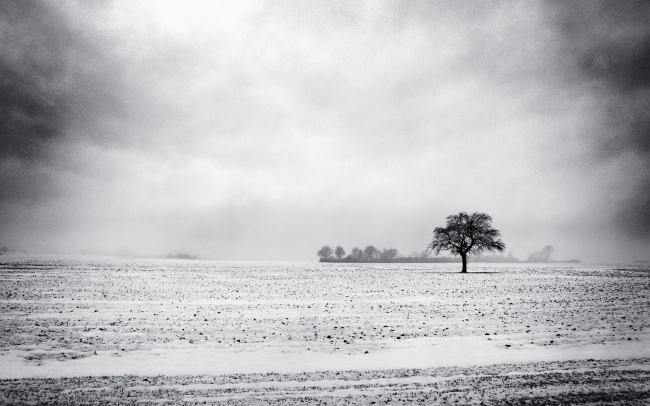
460,254,467,273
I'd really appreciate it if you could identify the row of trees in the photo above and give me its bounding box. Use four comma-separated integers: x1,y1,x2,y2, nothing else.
317,245,400,261
318,212,506,272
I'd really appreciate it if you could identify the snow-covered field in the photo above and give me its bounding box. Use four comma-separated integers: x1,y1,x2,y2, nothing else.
0,256,648,404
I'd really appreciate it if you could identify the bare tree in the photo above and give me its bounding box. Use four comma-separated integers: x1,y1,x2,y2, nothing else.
363,245,378,260
350,247,363,260
428,212,505,273
541,245,554,261
334,246,346,260
317,245,333,261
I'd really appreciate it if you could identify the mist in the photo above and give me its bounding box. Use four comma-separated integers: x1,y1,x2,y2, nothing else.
1,0,648,262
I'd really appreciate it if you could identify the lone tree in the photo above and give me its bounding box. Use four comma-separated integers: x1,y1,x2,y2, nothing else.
317,245,333,261
334,246,346,260
428,212,505,273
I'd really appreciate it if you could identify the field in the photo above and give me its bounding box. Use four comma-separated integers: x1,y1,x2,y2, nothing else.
0,256,649,404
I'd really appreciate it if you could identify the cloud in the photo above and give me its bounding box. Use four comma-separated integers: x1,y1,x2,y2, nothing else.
548,0,650,239
0,1,72,161
0,1,128,201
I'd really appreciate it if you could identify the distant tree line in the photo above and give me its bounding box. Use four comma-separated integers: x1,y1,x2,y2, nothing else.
318,245,466,263
317,245,400,262
317,243,578,264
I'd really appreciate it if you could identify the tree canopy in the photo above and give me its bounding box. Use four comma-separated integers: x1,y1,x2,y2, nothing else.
317,245,333,260
428,212,505,272
363,245,378,260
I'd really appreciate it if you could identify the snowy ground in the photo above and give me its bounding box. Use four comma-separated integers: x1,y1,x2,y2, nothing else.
0,256,648,404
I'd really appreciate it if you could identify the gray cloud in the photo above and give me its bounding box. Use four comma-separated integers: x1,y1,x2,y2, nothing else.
548,0,650,238
0,1,134,206
0,1,72,161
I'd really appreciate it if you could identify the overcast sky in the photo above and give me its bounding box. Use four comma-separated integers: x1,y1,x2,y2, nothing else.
1,0,649,262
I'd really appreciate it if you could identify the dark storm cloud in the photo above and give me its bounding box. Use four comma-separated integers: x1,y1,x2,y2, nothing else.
550,0,650,238
0,1,72,161
0,1,126,207
581,37,650,93
0,1,76,211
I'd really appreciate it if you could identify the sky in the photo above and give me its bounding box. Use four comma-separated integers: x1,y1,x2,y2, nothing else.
1,0,649,262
